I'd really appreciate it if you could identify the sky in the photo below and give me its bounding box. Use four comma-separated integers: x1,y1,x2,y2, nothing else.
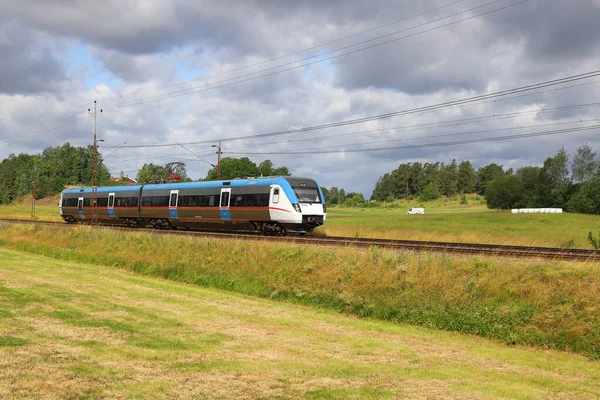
1,0,600,197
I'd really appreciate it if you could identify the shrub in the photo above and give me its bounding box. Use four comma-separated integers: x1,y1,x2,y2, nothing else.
485,175,525,209
419,183,440,202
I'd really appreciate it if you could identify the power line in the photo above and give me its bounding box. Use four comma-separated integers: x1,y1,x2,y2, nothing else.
102,69,600,149
104,0,529,110
224,125,600,155
0,114,87,148
220,100,600,150
226,116,600,152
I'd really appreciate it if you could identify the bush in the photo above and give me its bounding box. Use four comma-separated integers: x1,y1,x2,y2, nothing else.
419,183,440,202
485,175,525,209
568,175,600,214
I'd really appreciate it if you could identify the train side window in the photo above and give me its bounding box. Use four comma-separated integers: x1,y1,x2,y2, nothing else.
232,195,243,207
257,194,269,206
273,189,279,204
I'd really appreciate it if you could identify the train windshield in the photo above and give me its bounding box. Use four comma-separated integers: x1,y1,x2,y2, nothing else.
292,187,321,203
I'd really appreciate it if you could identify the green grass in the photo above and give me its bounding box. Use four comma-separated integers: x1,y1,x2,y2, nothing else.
1,248,600,399
0,203,62,222
317,206,600,248
1,223,599,360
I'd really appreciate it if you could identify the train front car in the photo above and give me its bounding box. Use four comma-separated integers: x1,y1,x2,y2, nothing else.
270,177,326,234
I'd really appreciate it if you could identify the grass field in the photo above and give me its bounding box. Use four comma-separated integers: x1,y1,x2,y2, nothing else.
316,207,600,248
1,248,600,399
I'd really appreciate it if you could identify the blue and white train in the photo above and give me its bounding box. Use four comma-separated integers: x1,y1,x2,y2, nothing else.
60,176,326,234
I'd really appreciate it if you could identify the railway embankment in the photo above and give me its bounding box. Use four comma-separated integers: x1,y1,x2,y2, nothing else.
1,222,598,359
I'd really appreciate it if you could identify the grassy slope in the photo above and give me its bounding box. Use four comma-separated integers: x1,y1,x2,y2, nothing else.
1,248,599,400
1,223,599,360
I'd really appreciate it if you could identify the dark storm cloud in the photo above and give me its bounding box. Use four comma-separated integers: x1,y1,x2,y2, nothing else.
0,0,275,56
90,48,177,83
480,0,600,63
0,21,68,94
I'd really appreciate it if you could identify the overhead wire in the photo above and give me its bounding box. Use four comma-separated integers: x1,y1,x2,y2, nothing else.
102,69,600,149
223,114,600,152
224,125,600,155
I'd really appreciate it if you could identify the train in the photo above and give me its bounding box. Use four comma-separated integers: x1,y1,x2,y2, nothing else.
59,176,326,234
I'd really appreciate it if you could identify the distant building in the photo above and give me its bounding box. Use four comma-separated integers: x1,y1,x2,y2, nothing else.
110,176,137,185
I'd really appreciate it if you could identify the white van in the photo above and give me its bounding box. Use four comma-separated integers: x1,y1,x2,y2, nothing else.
407,207,425,215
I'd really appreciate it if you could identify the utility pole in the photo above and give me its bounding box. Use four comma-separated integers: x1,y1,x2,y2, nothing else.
30,164,37,220
212,141,222,180
88,101,102,226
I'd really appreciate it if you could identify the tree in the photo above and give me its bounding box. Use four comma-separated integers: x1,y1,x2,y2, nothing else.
485,175,525,209
136,163,168,184
537,147,570,207
419,182,440,202
567,174,600,214
457,160,476,194
438,160,458,197
320,187,330,204
476,163,504,195
258,160,274,176
339,188,346,203
272,166,291,176
205,157,259,180
371,173,394,201
571,143,598,183
343,193,366,208
516,166,541,207
329,187,339,205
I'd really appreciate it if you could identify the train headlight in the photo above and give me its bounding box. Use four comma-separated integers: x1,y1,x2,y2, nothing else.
292,203,302,213
323,204,326,213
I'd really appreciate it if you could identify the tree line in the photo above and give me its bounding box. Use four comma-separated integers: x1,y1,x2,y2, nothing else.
368,144,600,214
0,143,110,205
3,142,599,215
135,157,291,184
370,159,501,202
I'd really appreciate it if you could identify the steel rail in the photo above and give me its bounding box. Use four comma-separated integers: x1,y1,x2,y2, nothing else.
1,218,598,262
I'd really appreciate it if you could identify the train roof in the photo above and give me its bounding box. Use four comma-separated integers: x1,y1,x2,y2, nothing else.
61,176,318,195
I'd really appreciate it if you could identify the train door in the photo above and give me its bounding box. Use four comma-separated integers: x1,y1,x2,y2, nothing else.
77,197,84,218
220,188,231,220
108,193,115,217
169,190,179,218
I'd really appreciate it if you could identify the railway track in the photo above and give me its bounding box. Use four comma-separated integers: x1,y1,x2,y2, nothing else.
1,218,599,262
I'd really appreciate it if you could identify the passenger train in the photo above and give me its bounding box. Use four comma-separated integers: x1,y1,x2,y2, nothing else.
59,176,326,234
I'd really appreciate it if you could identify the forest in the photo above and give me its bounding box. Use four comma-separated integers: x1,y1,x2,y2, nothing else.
368,144,600,214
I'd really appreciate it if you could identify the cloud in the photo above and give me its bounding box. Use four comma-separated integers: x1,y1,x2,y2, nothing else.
0,21,68,94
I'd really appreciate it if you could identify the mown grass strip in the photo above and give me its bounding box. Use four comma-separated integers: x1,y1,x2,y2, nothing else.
1,248,600,399
0,223,599,359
